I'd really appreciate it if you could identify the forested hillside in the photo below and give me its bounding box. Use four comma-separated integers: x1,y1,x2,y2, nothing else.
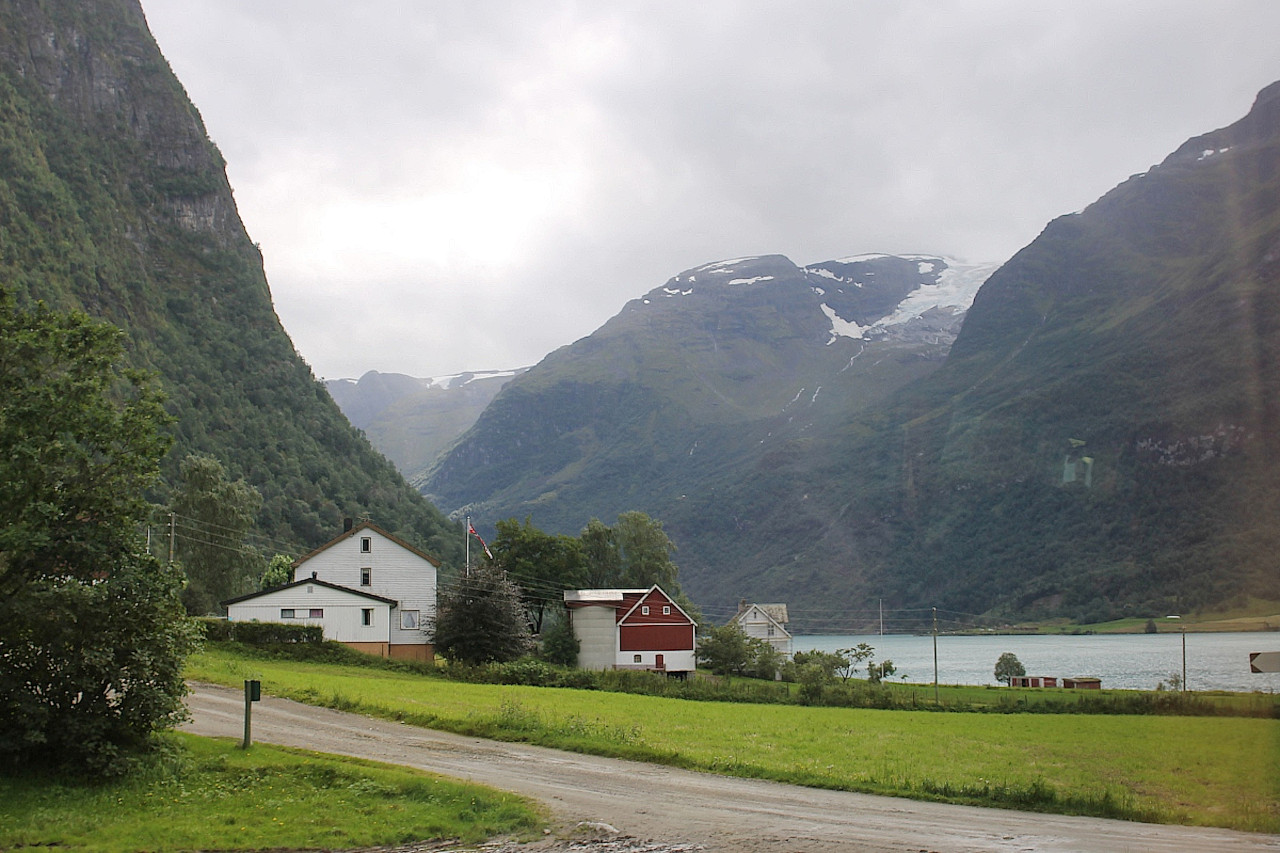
0,1,462,567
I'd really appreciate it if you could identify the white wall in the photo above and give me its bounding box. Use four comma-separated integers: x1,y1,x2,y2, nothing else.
572,606,618,670
227,584,392,643
300,527,436,645
615,648,697,671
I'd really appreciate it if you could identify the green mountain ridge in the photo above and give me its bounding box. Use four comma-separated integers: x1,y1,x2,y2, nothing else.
0,0,462,572
423,253,996,620
425,84,1280,626
325,369,527,483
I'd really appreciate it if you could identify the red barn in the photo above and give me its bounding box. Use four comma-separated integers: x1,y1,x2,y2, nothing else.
564,586,696,674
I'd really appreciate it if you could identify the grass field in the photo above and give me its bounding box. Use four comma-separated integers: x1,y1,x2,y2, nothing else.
0,733,543,853
188,648,1280,832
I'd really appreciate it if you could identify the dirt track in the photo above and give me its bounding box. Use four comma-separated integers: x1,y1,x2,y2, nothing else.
182,683,1278,852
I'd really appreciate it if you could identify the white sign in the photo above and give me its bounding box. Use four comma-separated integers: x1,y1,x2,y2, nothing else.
1249,651,1280,673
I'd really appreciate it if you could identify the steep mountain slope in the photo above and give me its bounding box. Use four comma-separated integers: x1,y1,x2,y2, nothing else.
854,80,1280,621
0,1,461,565
427,83,1280,624
326,369,526,481
424,253,997,578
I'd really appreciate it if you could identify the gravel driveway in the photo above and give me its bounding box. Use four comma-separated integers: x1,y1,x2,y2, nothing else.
182,682,1278,853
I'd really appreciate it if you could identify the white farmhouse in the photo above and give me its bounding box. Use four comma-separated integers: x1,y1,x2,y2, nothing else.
223,520,439,662
731,601,793,657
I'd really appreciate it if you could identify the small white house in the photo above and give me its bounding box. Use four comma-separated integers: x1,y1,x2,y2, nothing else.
731,601,793,657
223,520,440,661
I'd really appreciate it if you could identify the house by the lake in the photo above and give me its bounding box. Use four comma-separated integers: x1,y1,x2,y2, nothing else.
223,520,439,662
731,601,793,657
563,586,696,675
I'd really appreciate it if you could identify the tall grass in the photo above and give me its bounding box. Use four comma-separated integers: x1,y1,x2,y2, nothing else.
187,648,1280,832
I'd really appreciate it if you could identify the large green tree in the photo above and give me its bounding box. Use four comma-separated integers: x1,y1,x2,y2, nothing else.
491,517,587,634
169,453,263,614
0,294,198,776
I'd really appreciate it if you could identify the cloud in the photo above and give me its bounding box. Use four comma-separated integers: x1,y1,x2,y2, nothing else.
141,0,1280,378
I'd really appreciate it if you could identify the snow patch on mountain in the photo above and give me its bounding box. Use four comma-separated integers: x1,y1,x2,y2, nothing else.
821,258,1001,344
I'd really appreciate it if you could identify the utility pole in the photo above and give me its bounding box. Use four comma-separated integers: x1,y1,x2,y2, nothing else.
1181,622,1187,693
932,606,939,705
168,512,176,564
464,515,471,578
879,599,884,637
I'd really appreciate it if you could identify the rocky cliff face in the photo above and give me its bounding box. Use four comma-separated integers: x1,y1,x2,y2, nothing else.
0,0,462,565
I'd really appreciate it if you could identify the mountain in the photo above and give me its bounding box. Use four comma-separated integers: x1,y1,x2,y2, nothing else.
853,80,1280,622
423,253,997,594
325,369,527,481
0,1,462,567
426,83,1280,625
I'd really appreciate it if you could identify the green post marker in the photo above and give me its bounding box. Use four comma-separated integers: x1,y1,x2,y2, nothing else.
243,680,261,748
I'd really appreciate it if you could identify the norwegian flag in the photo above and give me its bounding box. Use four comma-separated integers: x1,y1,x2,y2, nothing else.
468,523,494,560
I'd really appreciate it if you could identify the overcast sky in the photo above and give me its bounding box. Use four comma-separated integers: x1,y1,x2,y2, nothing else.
140,2,1279,380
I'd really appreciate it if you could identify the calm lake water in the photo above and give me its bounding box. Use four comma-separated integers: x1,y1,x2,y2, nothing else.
793,631,1280,692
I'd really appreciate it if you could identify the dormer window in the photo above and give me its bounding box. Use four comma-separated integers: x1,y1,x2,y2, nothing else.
360,537,371,553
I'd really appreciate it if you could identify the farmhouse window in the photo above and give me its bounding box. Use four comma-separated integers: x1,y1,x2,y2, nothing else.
401,610,419,630
280,608,295,619
360,567,371,586
662,605,671,615
767,625,775,636
361,608,373,626
360,537,372,553
309,608,323,618
633,654,643,663
642,605,650,615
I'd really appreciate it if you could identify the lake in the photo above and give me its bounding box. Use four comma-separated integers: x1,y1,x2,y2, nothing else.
792,631,1280,692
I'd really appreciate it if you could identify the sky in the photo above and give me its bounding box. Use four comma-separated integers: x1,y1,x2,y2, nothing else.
139,1,1280,380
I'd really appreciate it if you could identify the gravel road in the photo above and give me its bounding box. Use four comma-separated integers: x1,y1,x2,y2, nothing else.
182,682,1278,853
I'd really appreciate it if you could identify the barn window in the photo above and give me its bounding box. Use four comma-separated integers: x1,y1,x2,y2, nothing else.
401,610,419,630
309,608,323,618
360,567,371,586
280,608,295,619
633,654,642,663
360,537,372,553
641,605,650,615
361,608,373,626
663,605,671,615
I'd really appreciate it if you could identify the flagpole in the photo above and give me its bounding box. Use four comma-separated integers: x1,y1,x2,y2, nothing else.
465,514,471,577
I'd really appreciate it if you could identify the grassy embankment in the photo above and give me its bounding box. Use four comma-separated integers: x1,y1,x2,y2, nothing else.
188,647,1280,833
0,734,543,853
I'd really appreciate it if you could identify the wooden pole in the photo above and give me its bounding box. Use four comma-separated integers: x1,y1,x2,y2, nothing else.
932,607,939,705
242,680,253,748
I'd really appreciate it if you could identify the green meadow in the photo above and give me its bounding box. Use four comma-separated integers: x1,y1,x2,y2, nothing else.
188,648,1280,832
0,734,542,853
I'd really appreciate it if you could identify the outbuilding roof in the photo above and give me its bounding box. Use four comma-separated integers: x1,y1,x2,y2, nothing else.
221,575,399,608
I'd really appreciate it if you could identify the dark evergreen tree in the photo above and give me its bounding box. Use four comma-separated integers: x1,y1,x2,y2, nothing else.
432,563,533,665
